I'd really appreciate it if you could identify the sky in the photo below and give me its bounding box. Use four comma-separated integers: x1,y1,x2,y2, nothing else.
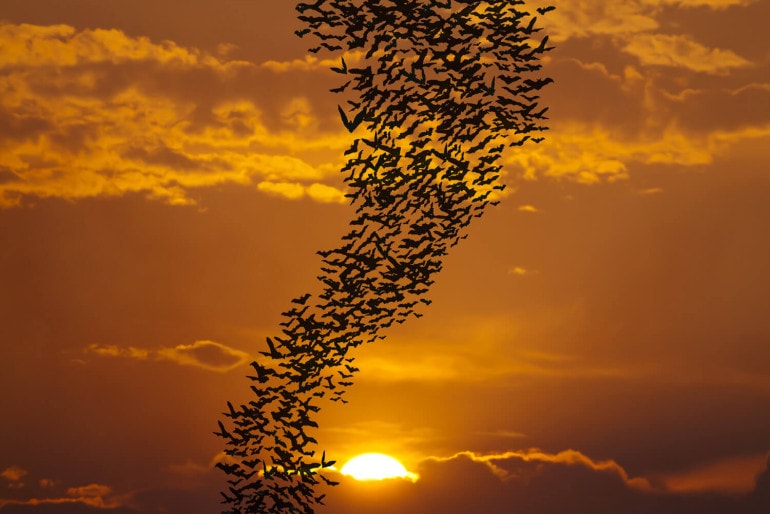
1,0,769,513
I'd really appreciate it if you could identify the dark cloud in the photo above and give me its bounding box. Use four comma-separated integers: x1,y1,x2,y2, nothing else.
661,83,770,133
746,457,770,511
319,450,770,514
3,453,768,514
0,108,53,141
122,145,225,172
541,50,649,134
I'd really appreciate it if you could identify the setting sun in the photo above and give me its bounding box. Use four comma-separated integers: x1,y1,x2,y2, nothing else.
340,453,419,482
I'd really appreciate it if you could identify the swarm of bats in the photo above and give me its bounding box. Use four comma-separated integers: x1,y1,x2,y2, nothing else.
215,1,555,512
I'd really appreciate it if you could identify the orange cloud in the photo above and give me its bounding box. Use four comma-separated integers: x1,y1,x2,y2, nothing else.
38,479,56,489
623,34,751,74
85,344,150,360
0,23,239,68
0,482,127,510
504,120,770,183
0,22,352,208
1,466,27,488
507,266,538,276
261,51,364,73
83,340,251,372
256,179,347,203
531,0,659,41
307,182,348,203
532,0,755,43
64,484,117,508
425,449,652,490
156,340,251,372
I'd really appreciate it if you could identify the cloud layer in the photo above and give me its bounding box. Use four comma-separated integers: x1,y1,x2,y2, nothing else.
4,449,768,514
0,23,349,207
2,0,768,205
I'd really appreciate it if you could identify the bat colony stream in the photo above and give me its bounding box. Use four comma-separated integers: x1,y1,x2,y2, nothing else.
216,1,555,512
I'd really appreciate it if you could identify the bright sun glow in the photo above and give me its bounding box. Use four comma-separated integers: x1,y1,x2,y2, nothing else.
340,453,419,482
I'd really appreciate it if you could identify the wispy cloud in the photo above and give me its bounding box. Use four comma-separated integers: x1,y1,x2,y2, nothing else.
0,482,129,510
0,466,27,488
423,449,652,490
534,0,757,42
623,34,751,74
82,340,251,372
261,51,364,73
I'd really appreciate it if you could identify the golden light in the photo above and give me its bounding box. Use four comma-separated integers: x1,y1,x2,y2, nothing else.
340,453,419,482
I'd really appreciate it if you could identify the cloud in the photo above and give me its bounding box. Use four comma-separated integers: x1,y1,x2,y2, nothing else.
423,449,651,489
307,182,348,204
0,23,209,68
63,485,118,509
0,22,351,208
319,448,769,514
85,344,150,360
83,340,251,372
623,33,751,73
0,482,128,510
507,266,539,276
534,0,756,42
2,5,764,206
504,120,770,183
38,480,56,489
5,451,768,514
256,180,347,203
0,459,223,514
256,180,306,200
532,31,768,182
531,1,659,41
1,466,27,488
156,340,252,372
661,83,770,133
261,51,364,73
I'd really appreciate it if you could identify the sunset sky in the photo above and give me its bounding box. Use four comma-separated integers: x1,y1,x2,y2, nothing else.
2,1,770,513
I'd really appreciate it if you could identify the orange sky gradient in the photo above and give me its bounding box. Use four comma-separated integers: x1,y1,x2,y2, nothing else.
1,1,769,513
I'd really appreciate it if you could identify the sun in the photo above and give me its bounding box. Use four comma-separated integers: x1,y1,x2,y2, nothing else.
340,453,419,481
